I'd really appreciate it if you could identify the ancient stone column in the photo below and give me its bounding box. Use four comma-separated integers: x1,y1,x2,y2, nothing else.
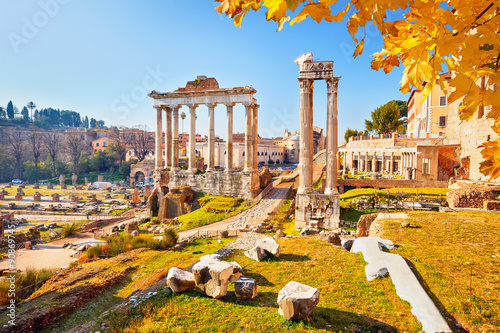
243,103,253,173
207,103,216,172
252,104,259,170
325,77,339,195
391,152,395,173
381,152,385,173
188,104,198,173
165,107,172,168
297,78,314,194
364,152,369,172
225,103,234,172
154,105,163,171
172,106,180,171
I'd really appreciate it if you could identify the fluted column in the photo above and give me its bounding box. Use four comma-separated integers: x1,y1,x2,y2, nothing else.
207,103,216,172
391,152,395,173
225,103,234,172
364,152,368,172
381,152,385,173
325,77,339,195
243,103,253,172
165,107,172,168
252,104,259,170
172,106,180,171
154,105,163,171
298,78,314,194
188,104,197,173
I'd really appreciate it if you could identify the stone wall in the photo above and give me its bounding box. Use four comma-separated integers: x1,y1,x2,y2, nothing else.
166,170,260,200
438,145,461,180
295,193,340,230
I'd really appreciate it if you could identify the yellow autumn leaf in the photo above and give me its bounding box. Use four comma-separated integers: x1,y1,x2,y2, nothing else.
353,37,364,58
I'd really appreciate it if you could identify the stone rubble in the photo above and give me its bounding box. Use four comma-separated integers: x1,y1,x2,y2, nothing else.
166,267,196,293
277,281,320,320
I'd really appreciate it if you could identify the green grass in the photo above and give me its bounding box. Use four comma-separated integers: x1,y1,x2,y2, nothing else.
382,211,500,333
177,195,254,231
102,237,420,332
340,187,450,202
0,267,58,306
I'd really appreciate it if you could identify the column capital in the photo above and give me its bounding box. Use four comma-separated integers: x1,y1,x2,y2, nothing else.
326,76,340,91
169,104,181,110
153,105,165,111
225,102,236,108
187,104,198,109
205,102,217,108
298,78,314,91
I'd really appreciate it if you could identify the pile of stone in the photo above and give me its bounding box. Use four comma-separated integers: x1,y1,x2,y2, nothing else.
447,187,496,208
318,231,341,246
166,254,256,299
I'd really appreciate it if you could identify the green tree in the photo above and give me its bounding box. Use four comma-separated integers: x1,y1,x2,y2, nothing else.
27,101,36,121
364,101,406,135
6,101,14,119
0,107,6,119
96,120,105,128
21,107,29,122
344,128,366,143
90,118,97,128
0,145,14,182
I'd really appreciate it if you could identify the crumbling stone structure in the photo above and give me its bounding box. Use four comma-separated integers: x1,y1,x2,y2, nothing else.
294,53,340,230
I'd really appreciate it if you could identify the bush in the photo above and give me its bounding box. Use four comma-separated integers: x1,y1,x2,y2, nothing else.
163,228,178,247
0,268,57,306
62,223,78,237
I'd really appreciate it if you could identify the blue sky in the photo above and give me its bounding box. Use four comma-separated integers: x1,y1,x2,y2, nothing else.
0,0,407,142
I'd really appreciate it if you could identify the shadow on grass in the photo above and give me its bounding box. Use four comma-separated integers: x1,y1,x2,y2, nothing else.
243,271,275,287
277,254,311,262
403,257,469,333
308,306,398,332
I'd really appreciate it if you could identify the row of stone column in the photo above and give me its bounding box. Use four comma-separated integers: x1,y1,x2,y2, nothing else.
155,103,259,173
349,150,416,174
297,77,339,195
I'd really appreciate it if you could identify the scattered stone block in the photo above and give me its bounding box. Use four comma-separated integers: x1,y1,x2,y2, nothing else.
49,229,61,239
47,183,54,189
234,277,258,299
447,187,495,208
33,183,39,189
356,213,379,238
277,281,320,320
342,239,354,251
131,230,139,237
256,238,281,258
192,260,233,299
484,200,500,211
124,221,139,233
228,262,243,282
167,267,196,293
244,246,266,262
33,191,42,202
25,241,33,250
52,193,60,202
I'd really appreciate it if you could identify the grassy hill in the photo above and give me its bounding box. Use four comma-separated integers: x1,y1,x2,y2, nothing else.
2,210,499,332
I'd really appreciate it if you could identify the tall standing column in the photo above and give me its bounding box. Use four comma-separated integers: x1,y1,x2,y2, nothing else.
188,104,198,173
154,105,163,171
165,108,172,168
381,152,385,173
225,103,234,172
298,78,314,194
325,77,339,195
252,104,259,170
391,152,395,173
243,103,253,172
365,152,369,172
172,106,180,171
207,103,216,172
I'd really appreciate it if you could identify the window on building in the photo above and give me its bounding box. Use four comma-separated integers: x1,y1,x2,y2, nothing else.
103,140,108,147
438,116,447,127
96,142,99,147
423,158,431,175
439,95,447,106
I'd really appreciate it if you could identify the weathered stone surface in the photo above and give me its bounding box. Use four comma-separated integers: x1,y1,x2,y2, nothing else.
228,261,243,282
356,213,379,238
447,187,496,208
192,260,233,299
483,200,500,211
200,254,222,262
319,231,341,246
124,221,139,233
300,227,318,236
167,267,196,293
276,230,285,238
277,281,320,320
157,185,194,222
244,245,266,262
49,229,61,239
131,230,139,237
259,167,272,190
342,239,354,251
234,277,258,299
256,238,281,258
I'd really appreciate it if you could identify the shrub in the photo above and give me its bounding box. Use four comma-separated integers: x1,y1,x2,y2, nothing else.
78,253,90,263
86,245,102,259
62,223,78,237
163,228,178,247
101,244,110,255
0,268,57,306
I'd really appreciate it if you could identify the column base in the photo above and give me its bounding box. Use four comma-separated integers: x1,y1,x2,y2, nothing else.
324,187,338,195
188,168,197,174
225,168,233,173
170,167,180,172
243,167,252,173
206,168,215,172
297,186,312,195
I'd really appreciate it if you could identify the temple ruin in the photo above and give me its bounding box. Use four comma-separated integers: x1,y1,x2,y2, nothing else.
148,76,261,200
294,53,340,230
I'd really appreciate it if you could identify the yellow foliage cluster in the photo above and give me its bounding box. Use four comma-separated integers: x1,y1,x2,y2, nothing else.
216,0,500,179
